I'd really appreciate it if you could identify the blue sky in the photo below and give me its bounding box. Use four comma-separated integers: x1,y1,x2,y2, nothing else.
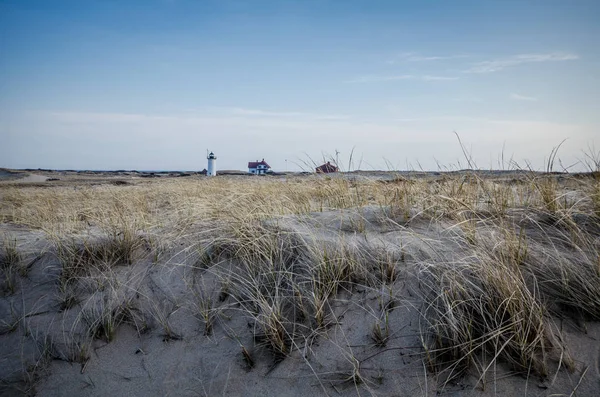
1,0,598,171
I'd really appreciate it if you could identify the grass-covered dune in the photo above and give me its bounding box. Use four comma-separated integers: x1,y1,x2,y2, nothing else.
1,171,599,396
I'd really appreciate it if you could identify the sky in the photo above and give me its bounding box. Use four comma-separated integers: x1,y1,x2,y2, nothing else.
1,0,599,171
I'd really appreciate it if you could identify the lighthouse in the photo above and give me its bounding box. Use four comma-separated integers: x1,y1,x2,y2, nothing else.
207,151,217,176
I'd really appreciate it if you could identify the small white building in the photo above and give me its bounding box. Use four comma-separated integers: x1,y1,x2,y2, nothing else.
248,159,271,175
207,152,217,176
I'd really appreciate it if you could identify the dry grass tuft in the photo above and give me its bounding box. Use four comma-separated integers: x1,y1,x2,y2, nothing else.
1,235,22,295
420,257,553,382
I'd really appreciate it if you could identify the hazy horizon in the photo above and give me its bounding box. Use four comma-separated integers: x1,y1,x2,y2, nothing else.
1,1,599,172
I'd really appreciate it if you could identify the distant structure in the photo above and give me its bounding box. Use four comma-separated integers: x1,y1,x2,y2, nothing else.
248,159,271,175
207,151,217,176
316,161,339,173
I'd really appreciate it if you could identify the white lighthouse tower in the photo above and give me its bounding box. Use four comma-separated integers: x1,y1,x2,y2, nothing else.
207,151,217,176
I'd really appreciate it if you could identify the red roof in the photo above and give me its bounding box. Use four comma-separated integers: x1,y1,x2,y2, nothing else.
248,159,271,169
316,161,339,173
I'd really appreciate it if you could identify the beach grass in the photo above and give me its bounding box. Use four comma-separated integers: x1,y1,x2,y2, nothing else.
0,170,599,394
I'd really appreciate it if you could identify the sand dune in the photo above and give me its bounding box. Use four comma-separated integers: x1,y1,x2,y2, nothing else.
1,172,599,396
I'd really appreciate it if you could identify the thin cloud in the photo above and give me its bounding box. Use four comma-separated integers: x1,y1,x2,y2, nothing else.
465,52,578,73
347,74,415,83
408,56,446,61
422,75,459,81
347,74,458,83
204,107,349,120
229,108,309,117
510,93,538,101
388,52,469,63
452,97,483,103
51,108,350,124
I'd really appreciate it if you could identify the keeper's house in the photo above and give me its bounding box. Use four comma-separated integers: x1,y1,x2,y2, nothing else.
248,159,272,175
